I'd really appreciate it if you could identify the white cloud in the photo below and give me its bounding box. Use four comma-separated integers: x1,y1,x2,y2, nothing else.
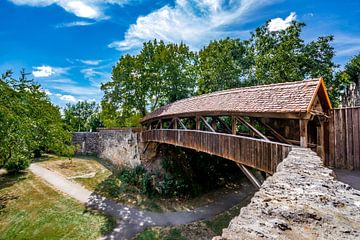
59,94,78,103
268,12,296,32
109,0,281,51
32,65,67,78
80,59,102,65
51,84,101,95
9,0,128,19
56,21,95,28
32,66,54,77
42,89,52,95
333,34,360,57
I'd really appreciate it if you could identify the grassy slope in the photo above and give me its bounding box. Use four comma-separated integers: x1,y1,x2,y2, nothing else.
0,172,115,240
38,155,112,192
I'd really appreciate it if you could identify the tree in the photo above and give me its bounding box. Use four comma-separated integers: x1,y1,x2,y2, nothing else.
63,101,103,132
101,40,197,127
333,54,360,106
197,38,253,94
0,70,71,172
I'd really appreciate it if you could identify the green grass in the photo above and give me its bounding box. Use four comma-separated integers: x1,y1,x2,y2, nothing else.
204,193,254,235
0,172,115,240
39,155,112,192
135,228,187,240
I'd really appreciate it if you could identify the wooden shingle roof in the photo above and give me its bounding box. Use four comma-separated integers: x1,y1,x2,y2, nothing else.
141,78,332,123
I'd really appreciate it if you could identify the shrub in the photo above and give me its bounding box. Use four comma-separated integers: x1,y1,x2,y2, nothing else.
4,154,30,172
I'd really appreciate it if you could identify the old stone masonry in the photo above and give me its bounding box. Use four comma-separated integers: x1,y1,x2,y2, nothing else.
216,148,360,240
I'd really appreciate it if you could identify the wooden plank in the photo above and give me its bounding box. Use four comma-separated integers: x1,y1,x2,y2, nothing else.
196,116,201,130
354,108,360,170
141,129,292,174
334,109,341,168
299,119,308,147
232,116,237,135
346,108,354,170
331,109,337,167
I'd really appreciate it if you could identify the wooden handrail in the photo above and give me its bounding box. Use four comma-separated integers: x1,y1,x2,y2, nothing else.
141,129,292,174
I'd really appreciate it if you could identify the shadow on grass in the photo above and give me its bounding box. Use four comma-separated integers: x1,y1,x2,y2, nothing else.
0,172,27,214
0,172,28,189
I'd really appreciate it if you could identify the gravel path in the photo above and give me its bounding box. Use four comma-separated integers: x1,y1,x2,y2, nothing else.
29,163,254,240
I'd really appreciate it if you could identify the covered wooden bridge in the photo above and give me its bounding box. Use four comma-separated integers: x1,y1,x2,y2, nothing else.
140,78,332,187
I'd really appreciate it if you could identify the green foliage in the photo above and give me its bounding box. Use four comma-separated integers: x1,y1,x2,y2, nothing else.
332,54,360,106
102,19,341,115
4,154,30,172
101,40,197,127
64,101,103,132
135,228,187,240
105,145,243,199
246,21,337,88
198,38,252,94
0,70,72,172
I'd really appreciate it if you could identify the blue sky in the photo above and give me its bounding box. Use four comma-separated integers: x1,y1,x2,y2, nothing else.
1,0,359,107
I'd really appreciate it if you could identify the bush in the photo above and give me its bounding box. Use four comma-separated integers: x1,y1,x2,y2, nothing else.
101,145,244,200
5,154,30,172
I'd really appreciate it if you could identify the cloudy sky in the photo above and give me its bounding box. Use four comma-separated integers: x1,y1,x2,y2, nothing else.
0,0,359,107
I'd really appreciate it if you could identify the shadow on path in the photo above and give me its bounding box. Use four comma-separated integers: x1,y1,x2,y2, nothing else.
30,163,255,240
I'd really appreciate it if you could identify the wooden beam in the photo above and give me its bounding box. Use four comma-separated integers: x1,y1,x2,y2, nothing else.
237,117,270,141
299,119,308,147
317,121,325,160
141,111,310,124
200,116,215,132
196,116,201,130
258,119,292,145
231,116,237,135
177,118,187,129
173,118,178,129
236,163,261,189
215,117,232,134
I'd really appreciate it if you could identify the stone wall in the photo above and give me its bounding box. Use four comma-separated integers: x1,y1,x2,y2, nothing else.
216,148,360,240
73,129,141,168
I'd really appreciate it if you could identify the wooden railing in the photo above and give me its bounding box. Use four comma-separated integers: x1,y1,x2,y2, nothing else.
141,129,292,174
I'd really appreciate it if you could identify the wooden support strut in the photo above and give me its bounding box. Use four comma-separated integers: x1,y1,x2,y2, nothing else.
236,117,270,141
200,116,216,132
258,119,292,145
177,118,187,129
236,163,261,189
215,117,232,134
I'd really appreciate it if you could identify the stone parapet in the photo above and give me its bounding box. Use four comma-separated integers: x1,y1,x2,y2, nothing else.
216,148,360,240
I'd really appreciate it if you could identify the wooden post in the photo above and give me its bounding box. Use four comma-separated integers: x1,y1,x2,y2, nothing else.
299,119,308,147
232,116,237,135
159,119,162,129
196,116,200,130
173,118,178,129
317,121,325,160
